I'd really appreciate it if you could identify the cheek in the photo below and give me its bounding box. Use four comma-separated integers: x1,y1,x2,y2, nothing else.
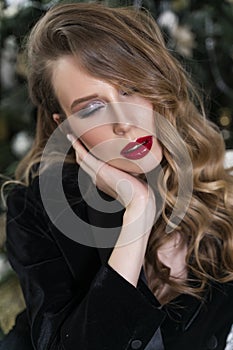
80,127,110,149
80,127,118,163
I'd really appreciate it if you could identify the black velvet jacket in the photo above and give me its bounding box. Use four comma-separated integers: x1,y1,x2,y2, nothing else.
6,164,233,350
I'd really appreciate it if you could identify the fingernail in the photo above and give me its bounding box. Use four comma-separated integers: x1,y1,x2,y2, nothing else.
66,133,76,143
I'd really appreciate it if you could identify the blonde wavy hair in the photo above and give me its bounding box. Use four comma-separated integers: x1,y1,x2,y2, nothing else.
14,2,233,299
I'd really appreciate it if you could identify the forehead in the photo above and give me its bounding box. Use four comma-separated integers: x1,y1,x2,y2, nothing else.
52,55,99,92
51,55,111,112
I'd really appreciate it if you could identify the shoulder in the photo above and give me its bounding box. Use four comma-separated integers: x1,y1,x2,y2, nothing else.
6,162,84,217
6,162,96,242
212,280,233,300
5,162,91,266
206,281,233,330
218,283,233,350
207,281,233,313
6,162,92,250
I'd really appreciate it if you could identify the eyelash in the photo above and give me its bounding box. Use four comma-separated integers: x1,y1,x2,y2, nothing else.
77,101,106,119
76,88,137,119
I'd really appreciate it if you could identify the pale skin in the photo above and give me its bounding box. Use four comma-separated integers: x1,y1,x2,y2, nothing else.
52,55,187,303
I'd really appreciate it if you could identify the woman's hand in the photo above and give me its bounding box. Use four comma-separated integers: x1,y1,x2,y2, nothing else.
67,133,156,286
67,134,155,214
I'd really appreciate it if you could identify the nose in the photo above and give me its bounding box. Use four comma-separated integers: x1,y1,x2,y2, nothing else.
113,122,131,135
110,101,132,135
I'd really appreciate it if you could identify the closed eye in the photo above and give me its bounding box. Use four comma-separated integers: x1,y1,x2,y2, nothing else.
77,100,106,119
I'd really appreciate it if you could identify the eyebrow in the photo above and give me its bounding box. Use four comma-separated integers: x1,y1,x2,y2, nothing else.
70,94,98,110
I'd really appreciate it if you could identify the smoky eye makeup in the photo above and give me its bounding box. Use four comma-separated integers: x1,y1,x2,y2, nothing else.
75,100,106,119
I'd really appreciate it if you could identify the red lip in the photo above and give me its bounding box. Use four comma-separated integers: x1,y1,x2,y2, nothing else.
120,135,153,160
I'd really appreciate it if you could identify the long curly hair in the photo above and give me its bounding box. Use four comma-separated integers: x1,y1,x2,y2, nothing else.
15,2,233,299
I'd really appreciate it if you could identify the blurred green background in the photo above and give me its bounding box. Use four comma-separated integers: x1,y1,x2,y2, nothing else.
0,0,233,340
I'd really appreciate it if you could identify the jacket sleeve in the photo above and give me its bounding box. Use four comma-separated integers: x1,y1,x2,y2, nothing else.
6,180,165,350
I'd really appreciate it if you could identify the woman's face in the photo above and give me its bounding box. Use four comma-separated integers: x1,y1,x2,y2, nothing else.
52,55,163,174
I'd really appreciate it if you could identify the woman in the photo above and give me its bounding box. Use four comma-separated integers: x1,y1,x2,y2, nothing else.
5,3,233,349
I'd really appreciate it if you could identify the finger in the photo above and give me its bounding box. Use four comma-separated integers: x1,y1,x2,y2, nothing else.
66,134,151,206
67,133,87,162
66,134,128,199
66,133,103,182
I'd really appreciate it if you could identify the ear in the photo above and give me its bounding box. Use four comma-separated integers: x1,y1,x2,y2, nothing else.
52,113,61,125
53,113,71,135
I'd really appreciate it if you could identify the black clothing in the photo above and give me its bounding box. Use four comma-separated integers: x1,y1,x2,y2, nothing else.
0,311,33,350
6,164,233,349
